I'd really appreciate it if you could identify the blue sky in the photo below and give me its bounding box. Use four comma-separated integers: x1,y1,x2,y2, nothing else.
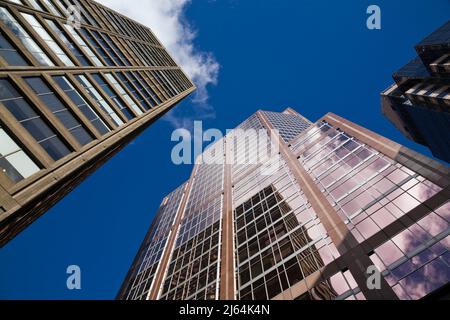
0,0,449,300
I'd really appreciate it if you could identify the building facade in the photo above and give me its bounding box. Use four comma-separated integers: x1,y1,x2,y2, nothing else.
382,20,450,163
0,0,195,246
118,109,450,300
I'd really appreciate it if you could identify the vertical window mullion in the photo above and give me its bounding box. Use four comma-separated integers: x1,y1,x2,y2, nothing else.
74,74,125,127
0,77,72,161
20,12,75,67
0,6,54,66
52,75,111,136
89,73,136,121
24,76,93,148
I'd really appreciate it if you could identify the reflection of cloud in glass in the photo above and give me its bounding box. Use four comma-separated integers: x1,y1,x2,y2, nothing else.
408,181,441,202
371,207,396,228
411,249,436,268
376,209,450,300
392,193,420,214
436,202,450,222
391,260,416,279
317,246,334,266
418,213,449,237
387,169,409,185
400,259,450,299
375,240,404,267
442,252,450,266
392,284,410,300
441,236,450,249
392,227,429,256
329,272,349,295
355,218,379,239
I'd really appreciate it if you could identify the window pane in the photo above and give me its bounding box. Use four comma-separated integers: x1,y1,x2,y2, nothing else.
41,0,62,17
25,77,93,146
0,128,22,156
105,73,143,116
63,23,103,67
80,28,113,65
0,127,39,182
44,19,90,66
21,13,75,66
5,151,39,180
0,79,70,161
91,73,135,120
75,74,124,127
0,32,28,66
53,76,110,135
0,7,54,66
115,72,151,111
40,135,70,160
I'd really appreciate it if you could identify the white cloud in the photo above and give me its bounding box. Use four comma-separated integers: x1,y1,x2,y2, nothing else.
98,0,219,127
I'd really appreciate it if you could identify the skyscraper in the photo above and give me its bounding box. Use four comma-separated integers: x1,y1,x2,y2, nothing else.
382,20,450,163
118,109,450,301
0,0,195,246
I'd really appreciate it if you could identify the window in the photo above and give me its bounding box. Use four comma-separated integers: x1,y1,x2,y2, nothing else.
370,210,450,300
52,76,110,135
6,0,24,5
0,125,40,182
69,0,99,28
90,30,126,66
52,0,68,17
101,32,131,66
75,74,124,127
0,7,54,66
44,19,90,66
0,31,28,66
126,72,158,107
115,73,152,111
91,73,136,120
63,23,103,67
41,0,62,17
0,78,70,161
21,13,75,66
134,72,162,104
126,41,149,67
25,77,93,146
234,184,331,300
79,28,113,66
153,70,177,97
27,0,47,13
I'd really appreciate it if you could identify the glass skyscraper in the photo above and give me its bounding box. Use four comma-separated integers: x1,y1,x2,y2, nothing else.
382,20,450,163
118,109,450,300
0,0,195,246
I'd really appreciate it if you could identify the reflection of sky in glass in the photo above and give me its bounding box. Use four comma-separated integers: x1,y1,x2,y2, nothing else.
297,121,449,300
436,202,450,222
371,209,450,300
399,259,450,299
297,121,444,250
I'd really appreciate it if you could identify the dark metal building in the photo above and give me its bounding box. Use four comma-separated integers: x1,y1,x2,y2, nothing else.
0,0,195,246
382,20,450,163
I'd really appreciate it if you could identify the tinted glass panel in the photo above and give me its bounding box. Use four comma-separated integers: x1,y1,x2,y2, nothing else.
25,77,93,146
0,78,70,160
